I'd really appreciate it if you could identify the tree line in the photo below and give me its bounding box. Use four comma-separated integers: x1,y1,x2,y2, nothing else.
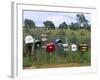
24,14,91,31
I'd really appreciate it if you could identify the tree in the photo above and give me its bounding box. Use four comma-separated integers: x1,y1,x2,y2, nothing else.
69,22,79,30
59,22,68,29
76,14,89,29
43,21,55,30
85,24,91,31
24,19,36,28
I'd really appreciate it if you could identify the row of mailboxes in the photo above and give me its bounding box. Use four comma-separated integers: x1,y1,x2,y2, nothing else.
46,43,88,53
54,38,88,52
25,35,88,53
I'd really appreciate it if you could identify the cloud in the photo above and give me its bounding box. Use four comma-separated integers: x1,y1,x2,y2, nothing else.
24,11,91,27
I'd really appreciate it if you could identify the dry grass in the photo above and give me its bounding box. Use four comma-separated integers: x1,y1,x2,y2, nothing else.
24,62,90,69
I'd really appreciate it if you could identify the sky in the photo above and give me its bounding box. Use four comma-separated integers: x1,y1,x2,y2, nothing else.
23,10,91,27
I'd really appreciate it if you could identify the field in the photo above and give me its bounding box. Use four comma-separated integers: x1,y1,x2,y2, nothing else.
23,28,91,69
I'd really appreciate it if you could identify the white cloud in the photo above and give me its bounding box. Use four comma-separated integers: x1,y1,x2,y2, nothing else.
24,11,91,27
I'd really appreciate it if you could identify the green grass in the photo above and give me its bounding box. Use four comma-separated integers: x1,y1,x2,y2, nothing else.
23,50,91,68
23,57,33,67
23,28,91,68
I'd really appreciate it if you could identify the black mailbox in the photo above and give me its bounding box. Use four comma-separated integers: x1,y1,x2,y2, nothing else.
34,40,41,49
56,39,62,43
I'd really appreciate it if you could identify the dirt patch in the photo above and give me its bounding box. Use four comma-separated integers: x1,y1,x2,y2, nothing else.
23,63,89,69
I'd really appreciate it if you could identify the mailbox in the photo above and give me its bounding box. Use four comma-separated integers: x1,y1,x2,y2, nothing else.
79,44,88,52
41,34,47,42
46,43,55,54
71,44,77,52
62,44,69,51
55,38,62,47
41,38,47,42
25,35,35,44
56,39,62,43
25,35,35,59
34,40,41,49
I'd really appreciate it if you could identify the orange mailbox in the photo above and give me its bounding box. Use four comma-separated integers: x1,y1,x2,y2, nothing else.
79,44,88,52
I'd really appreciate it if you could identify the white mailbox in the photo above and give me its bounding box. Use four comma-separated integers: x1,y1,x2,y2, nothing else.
25,35,35,44
62,44,69,51
41,34,47,42
41,38,47,42
71,44,77,51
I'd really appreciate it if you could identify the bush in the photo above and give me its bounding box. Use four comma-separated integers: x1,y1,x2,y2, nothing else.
56,30,66,36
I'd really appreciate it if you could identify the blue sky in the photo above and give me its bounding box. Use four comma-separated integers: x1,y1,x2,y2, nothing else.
23,10,91,27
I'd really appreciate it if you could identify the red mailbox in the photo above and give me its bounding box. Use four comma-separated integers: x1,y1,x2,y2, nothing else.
46,43,55,53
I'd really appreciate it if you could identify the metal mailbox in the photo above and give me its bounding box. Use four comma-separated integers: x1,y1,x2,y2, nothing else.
71,44,77,52
46,43,55,54
79,44,88,52
62,43,69,51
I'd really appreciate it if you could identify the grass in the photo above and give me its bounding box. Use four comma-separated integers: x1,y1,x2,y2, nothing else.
23,50,91,68
23,28,91,69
